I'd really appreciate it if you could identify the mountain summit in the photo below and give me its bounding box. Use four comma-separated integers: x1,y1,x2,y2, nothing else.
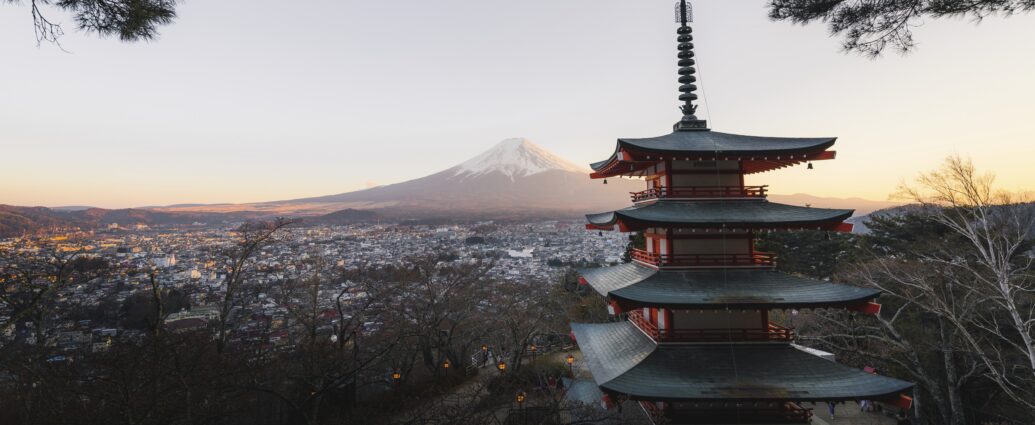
453,138,586,180
176,138,642,218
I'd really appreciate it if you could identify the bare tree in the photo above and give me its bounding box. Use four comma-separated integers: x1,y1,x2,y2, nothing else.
215,218,296,354
487,278,569,375
813,256,983,425
0,250,108,344
391,257,494,377
896,155,1035,412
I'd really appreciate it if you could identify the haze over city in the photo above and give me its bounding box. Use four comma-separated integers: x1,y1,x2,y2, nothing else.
3,0,1034,208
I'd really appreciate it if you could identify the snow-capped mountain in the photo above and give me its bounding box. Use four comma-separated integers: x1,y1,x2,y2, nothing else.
453,138,587,180
253,138,638,217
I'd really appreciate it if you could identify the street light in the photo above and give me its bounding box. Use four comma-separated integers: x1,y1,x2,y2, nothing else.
516,390,528,423
566,353,575,375
391,368,402,385
497,360,507,374
443,359,451,369
530,343,537,360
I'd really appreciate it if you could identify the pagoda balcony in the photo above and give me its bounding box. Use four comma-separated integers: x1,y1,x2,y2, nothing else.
628,310,795,343
630,249,776,269
640,401,813,424
631,185,768,202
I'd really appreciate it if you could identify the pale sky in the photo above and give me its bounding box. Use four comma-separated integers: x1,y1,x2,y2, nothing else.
2,0,1034,208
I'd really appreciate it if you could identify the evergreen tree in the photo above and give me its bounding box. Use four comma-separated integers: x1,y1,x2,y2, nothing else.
5,0,178,45
768,0,1035,55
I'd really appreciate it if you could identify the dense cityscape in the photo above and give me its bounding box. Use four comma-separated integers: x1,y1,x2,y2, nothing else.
0,221,626,356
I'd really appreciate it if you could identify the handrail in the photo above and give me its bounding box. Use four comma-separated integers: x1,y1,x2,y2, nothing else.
627,310,795,342
656,402,812,423
631,249,776,268
628,309,659,338
631,185,768,202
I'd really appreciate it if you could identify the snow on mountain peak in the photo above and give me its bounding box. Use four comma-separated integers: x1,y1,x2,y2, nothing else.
454,138,587,179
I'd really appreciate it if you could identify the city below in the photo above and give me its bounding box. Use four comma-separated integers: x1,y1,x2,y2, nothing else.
1,220,626,352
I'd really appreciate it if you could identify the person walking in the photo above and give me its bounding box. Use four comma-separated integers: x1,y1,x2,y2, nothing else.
827,401,836,420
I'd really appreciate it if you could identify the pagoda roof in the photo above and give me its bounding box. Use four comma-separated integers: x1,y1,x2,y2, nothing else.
589,131,836,177
619,131,835,160
579,263,879,309
586,200,852,231
572,321,913,402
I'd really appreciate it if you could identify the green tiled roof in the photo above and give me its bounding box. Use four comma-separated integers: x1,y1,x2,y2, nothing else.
572,322,913,402
586,200,852,228
591,131,835,170
578,263,879,309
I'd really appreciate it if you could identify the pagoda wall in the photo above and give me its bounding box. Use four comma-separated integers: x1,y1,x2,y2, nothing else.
671,238,750,255
643,159,745,188
644,231,756,258
670,172,741,187
669,159,739,171
672,310,765,330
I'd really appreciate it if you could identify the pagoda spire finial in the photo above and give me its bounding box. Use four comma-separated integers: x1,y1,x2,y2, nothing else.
674,0,708,131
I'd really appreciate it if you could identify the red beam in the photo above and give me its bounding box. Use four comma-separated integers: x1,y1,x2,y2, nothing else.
848,302,882,315
834,222,855,233
812,150,837,161
890,394,913,409
617,220,632,233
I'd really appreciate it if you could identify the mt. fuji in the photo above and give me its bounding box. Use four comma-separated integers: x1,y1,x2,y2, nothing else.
453,138,587,180
172,138,642,219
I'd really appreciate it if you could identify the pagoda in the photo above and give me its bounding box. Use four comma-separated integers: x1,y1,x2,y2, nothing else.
569,2,914,424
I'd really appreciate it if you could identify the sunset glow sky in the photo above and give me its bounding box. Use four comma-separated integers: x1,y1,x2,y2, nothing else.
2,0,1034,208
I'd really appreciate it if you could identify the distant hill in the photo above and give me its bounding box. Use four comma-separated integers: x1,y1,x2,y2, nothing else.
847,202,1035,234
767,193,902,217
50,206,96,212
309,208,379,225
0,205,76,236
0,205,260,237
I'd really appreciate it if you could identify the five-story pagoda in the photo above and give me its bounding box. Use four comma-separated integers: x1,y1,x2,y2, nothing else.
570,2,914,424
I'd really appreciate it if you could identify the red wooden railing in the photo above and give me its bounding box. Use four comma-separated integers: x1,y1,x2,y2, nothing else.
631,249,776,268
628,310,795,343
629,309,659,337
631,185,768,202
647,401,813,424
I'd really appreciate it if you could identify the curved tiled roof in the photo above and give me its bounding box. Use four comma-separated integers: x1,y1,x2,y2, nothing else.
578,263,879,309
590,131,836,171
571,321,913,402
586,200,852,229
570,322,655,385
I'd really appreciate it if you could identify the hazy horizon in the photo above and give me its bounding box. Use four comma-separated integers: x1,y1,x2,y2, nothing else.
3,0,1034,208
